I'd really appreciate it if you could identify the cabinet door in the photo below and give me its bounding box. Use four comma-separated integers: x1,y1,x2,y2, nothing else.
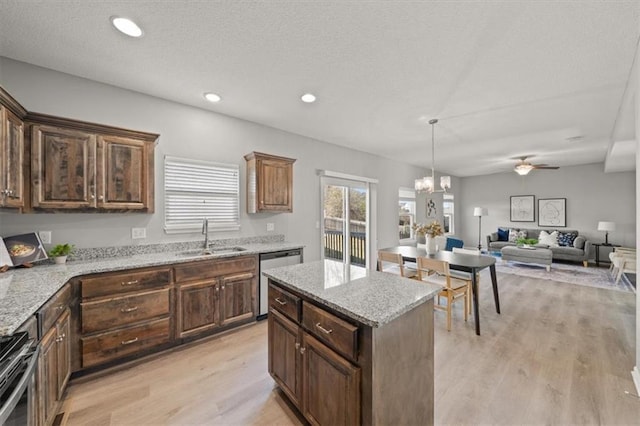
97,135,152,210
56,309,71,399
0,107,24,207
176,280,220,338
301,332,360,426
38,326,58,426
258,158,293,212
31,125,97,209
268,309,301,407
220,272,255,326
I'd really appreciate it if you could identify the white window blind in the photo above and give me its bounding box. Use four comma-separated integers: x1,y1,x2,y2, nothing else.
164,156,240,233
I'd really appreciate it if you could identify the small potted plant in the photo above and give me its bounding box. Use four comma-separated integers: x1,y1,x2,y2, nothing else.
516,237,538,248
48,243,74,264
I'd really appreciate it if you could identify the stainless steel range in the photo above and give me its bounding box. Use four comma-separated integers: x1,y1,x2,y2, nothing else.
0,332,39,425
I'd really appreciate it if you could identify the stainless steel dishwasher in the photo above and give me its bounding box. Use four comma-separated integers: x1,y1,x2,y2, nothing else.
258,249,302,320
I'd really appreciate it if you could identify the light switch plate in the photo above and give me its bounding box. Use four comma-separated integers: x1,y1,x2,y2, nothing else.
39,231,52,244
266,223,275,232
131,227,146,239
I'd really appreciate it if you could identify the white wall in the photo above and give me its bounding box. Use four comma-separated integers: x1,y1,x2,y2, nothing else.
457,164,636,249
0,57,428,261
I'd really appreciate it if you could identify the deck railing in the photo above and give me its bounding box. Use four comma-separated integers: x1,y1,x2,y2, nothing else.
324,230,366,266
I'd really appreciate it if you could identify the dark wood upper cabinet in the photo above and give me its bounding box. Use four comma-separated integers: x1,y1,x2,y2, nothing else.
244,151,295,213
28,113,157,212
97,135,153,210
31,125,97,209
0,87,27,209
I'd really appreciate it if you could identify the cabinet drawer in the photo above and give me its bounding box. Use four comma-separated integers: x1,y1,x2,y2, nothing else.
174,256,257,282
38,284,72,336
302,302,358,362
81,288,170,334
81,317,170,368
268,283,301,322
81,268,171,299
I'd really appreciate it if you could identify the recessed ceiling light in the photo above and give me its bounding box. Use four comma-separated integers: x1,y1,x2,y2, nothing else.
111,16,143,38
301,93,317,103
204,92,222,103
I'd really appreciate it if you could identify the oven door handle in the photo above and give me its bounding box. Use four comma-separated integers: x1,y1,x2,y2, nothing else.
0,345,40,425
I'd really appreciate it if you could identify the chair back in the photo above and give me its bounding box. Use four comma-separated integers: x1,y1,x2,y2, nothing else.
452,247,480,256
378,251,407,276
445,237,464,251
416,257,449,282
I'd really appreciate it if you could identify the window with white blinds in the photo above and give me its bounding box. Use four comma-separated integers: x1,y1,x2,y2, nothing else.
164,156,240,233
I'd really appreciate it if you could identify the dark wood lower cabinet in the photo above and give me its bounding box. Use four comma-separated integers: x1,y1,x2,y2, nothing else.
268,309,301,406
177,280,220,338
302,332,360,426
39,308,71,426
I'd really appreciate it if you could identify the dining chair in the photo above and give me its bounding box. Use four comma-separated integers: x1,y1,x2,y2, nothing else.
377,251,417,278
452,247,481,315
415,256,470,331
444,237,464,251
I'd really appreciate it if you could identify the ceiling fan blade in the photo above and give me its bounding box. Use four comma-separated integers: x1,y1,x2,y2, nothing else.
532,165,559,170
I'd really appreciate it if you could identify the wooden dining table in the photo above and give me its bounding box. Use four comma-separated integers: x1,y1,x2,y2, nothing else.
379,246,501,335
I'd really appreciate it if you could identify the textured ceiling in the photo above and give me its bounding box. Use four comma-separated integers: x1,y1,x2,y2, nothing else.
1,1,638,176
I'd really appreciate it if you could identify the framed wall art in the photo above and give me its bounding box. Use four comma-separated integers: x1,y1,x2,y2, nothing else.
538,198,566,227
510,195,535,222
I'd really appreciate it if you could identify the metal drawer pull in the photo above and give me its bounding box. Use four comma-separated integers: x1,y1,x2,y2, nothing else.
121,280,139,286
121,306,139,313
300,347,306,354
295,342,300,350
274,297,287,305
121,337,139,346
315,323,333,334
56,305,65,310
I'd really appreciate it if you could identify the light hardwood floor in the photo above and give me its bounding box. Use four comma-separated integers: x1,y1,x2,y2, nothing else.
61,271,640,425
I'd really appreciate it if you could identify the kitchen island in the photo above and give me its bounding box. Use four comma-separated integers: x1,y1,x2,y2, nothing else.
264,260,440,425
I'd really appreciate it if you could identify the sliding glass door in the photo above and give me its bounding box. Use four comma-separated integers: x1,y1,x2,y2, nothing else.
321,176,370,269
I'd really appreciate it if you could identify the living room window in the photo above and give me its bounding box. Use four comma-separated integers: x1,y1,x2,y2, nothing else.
399,188,416,242
164,156,240,233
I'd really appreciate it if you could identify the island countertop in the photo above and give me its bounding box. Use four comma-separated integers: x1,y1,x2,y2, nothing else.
0,241,303,335
263,260,440,327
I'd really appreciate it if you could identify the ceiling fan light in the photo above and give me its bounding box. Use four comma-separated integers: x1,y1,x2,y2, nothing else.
111,16,143,38
514,164,533,175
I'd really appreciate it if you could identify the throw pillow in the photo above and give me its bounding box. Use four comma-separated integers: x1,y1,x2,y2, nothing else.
497,228,509,241
538,230,559,247
557,231,578,247
508,229,527,243
573,236,586,250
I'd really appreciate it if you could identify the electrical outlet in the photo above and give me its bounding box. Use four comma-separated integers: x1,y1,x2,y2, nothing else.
131,227,146,239
39,231,52,244
266,223,275,232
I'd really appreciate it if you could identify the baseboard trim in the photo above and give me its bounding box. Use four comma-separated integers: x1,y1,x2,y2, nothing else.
632,366,640,395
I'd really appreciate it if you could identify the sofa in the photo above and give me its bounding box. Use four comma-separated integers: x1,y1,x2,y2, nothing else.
486,226,592,266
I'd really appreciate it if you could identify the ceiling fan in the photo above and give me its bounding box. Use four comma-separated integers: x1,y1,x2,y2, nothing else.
513,156,559,175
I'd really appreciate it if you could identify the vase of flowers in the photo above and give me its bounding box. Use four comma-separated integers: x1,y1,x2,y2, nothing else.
412,221,444,254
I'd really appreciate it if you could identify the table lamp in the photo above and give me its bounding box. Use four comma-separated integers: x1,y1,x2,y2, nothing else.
473,207,488,250
597,221,616,245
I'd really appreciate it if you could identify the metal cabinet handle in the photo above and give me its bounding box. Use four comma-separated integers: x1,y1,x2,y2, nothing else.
55,336,63,342
121,280,139,286
299,347,306,354
121,337,138,346
315,323,333,335
56,305,65,311
295,342,300,350
98,195,104,201
121,306,139,313
274,297,287,306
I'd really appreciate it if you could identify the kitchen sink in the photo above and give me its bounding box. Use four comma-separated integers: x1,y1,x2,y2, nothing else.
175,247,247,257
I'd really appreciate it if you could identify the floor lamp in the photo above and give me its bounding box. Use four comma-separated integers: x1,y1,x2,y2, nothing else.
473,207,488,251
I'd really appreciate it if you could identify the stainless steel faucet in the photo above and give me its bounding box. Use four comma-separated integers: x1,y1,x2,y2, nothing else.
202,218,210,253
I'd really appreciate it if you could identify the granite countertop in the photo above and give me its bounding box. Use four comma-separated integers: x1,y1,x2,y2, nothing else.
263,260,440,328
0,241,303,335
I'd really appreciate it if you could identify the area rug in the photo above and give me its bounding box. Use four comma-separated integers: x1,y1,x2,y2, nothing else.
493,260,636,293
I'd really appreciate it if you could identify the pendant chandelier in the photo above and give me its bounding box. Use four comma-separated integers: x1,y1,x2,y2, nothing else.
415,119,451,193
